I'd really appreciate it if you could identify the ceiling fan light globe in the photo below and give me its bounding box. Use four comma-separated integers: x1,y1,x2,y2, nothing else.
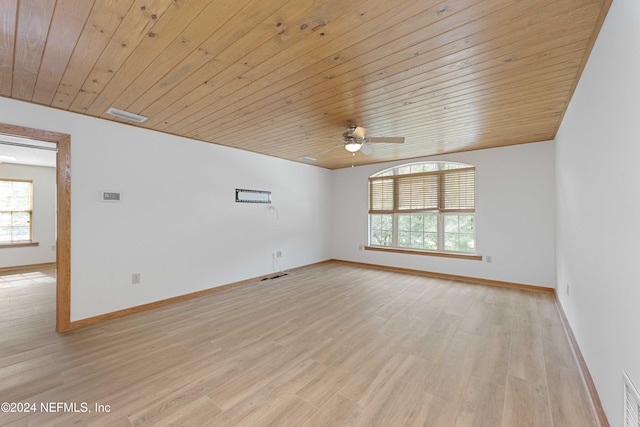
345,142,362,152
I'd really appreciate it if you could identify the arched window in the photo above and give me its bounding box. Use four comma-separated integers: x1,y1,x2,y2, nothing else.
368,161,476,254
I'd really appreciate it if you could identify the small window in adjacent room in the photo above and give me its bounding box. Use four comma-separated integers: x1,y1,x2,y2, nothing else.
368,161,476,254
0,179,33,243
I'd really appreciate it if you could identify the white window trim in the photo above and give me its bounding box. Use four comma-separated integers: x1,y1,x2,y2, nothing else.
368,161,477,257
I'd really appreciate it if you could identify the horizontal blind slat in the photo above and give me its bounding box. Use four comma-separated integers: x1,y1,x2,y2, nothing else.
369,178,394,213
442,168,475,211
369,166,475,213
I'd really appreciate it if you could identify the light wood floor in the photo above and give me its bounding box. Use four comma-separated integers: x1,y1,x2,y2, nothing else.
0,262,597,426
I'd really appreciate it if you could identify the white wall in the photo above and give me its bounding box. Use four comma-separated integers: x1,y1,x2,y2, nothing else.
0,97,332,321
555,0,640,425
330,141,556,288
0,163,56,268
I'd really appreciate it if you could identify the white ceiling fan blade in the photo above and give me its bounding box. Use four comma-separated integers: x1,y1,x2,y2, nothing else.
360,143,374,155
352,126,367,139
368,136,405,143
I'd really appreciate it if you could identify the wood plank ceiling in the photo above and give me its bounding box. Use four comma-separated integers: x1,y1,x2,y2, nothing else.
0,0,611,169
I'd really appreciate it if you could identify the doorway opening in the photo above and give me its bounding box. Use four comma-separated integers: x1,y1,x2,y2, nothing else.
0,123,71,332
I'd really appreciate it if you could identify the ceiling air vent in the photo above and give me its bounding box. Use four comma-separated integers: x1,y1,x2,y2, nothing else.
625,372,640,427
106,107,148,123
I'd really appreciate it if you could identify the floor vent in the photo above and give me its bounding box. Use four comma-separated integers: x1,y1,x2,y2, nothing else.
625,372,640,427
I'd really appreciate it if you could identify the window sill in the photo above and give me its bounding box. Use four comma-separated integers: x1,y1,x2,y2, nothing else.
0,241,39,249
364,245,482,261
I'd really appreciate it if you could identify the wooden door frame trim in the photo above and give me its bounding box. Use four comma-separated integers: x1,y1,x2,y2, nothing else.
0,123,71,332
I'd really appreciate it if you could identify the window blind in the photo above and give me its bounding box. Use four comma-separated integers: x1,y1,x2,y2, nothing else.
0,179,33,242
0,179,31,211
369,167,475,214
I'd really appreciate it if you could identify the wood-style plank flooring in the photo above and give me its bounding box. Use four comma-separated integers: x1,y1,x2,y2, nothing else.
0,262,597,426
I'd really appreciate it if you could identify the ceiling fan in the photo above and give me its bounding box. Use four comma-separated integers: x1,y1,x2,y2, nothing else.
340,125,405,155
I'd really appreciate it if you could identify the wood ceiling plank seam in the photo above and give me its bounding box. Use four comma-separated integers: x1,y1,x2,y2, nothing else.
157,0,480,133
340,4,600,100
31,0,96,105
371,126,557,157
202,42,588,143
84,0,217,118
352,101,571,142
385,77,576,114
11,0,56,101
146,0,396,132
173,0,581,137
204,99,560,157
186,4,600,140
347,64,579,111
394,130,559,153
67,0,177,113
202,22,592,140
66,0,177,113
307,71,573,137
153,0,489,133
104,0,264,115
351,84,576,131
454,133,554,149
442,117,567,137
167,33,489,134
234,86,575,150
185,45,568,142
49,0,136,110
213,92,570,152
123,0,297,116
206,36,592,142
0,0,18,97
135,0,420,130
142,0,370,131
357,64,578,112
173,14,527,136
223,110,563,161
318,65,583,124
208,108,559,159
224,30,592,140
376,118,566,144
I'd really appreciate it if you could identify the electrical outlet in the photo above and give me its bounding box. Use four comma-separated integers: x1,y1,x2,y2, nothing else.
485,255,492,263
132,273,141,285
359,245,364,250
276,251,282,258
51,245,56,251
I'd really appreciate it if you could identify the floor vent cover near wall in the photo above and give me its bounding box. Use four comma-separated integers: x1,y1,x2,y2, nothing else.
624,372,640,427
